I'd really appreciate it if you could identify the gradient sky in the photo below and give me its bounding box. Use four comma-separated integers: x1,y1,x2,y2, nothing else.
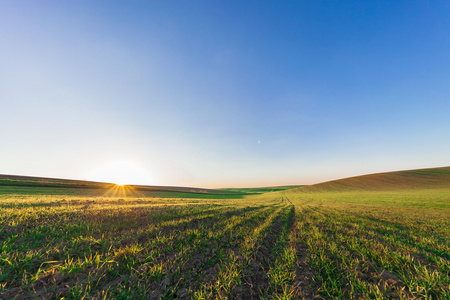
1,1,450,187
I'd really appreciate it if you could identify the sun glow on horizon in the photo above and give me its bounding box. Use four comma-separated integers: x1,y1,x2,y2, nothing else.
102,183,143,197
87,161,154,186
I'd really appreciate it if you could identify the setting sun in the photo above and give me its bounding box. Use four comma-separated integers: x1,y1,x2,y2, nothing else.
87,161,153,186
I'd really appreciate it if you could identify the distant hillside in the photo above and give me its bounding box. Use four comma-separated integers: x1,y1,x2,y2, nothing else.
298,166,450,192
0,174,114,189
220,185,304,194
0,174,244,196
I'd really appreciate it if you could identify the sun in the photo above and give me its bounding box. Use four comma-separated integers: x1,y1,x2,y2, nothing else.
87,161,153,186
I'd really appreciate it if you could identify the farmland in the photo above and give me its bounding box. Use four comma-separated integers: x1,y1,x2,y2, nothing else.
1,167,450,299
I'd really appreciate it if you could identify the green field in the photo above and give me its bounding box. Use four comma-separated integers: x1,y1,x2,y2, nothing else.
1,168,450,299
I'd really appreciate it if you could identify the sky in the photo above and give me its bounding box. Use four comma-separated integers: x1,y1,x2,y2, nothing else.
1,1,450,188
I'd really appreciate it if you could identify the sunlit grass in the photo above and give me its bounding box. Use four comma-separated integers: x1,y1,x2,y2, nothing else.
286,188,450,299
0,185,449,298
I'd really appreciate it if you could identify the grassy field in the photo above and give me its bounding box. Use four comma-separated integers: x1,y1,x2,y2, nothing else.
1,168,449,299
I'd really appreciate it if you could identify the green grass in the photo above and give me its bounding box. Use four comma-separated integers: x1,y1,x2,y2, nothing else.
0,174,249,198
219,186,304,194
1,167,450,299
0,192,296,299
0,185,248,199
284,188,450,299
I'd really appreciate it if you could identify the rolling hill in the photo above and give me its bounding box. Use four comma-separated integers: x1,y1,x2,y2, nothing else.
298,166,450,192
0,174,246,196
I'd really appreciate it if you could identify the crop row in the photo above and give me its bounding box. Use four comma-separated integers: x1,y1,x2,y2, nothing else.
2,190,449,299
0,196,299,299
290,194,450,299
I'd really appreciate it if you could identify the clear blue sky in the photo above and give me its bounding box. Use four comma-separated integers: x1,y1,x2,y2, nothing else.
1,1,449,187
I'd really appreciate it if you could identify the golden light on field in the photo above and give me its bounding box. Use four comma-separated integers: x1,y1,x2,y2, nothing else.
87,161,153,186
103,183,142,198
